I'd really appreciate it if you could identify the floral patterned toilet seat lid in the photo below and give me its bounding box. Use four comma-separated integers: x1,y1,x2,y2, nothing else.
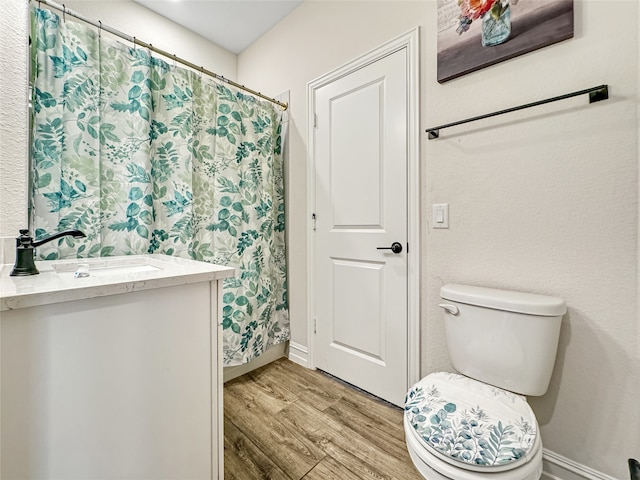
404,372,538,472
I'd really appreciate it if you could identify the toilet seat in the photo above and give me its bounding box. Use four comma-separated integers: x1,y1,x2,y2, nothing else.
404,372,539,474
404,415,543,480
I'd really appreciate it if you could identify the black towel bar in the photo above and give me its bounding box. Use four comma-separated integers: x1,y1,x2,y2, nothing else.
426,85,609,140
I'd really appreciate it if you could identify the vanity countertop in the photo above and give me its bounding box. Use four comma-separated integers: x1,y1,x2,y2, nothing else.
0,254,235,311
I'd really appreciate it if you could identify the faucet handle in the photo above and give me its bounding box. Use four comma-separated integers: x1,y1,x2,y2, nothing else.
16,229,33,247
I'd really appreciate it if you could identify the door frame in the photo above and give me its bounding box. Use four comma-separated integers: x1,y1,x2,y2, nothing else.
306,28,420,393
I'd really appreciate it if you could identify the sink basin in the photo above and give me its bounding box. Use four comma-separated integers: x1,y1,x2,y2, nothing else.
52,258,161,279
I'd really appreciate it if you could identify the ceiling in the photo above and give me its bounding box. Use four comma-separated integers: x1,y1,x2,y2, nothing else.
133,0,303,54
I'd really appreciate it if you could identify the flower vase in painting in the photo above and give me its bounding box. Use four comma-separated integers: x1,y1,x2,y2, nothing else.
457,0,517,47
482,1,511,46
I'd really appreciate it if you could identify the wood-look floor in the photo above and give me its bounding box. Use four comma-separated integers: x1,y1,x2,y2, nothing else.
223,358,423,480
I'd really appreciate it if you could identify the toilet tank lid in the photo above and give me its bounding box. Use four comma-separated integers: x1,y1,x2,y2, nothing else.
441,284,567,316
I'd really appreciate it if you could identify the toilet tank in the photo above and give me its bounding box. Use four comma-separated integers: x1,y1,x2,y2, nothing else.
440,284,566,396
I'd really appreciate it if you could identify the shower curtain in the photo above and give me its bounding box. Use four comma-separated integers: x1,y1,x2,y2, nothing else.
29,6,289,365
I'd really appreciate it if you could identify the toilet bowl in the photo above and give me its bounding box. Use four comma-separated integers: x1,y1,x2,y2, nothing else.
404,284,566,480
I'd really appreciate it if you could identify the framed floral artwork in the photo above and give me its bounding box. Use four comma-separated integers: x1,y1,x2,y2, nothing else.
437,0,574,83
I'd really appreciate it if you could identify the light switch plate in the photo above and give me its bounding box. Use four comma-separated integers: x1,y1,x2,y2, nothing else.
432,203,449,229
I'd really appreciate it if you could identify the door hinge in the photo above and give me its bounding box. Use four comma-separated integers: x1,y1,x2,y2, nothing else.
312,213,317,231
313,113,318,128
314,318,317,334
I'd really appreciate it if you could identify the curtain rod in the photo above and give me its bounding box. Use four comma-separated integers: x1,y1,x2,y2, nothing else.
426,85,609,139
34,0,288,111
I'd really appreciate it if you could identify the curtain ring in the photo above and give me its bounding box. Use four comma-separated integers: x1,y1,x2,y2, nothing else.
173,54,177,67
133,36,136,50
62,4,66,22
98,20,102,38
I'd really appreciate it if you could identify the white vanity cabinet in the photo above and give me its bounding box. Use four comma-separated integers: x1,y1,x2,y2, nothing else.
0,255,234,479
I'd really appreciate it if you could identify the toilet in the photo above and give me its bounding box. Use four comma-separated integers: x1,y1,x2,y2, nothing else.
404,284,566,480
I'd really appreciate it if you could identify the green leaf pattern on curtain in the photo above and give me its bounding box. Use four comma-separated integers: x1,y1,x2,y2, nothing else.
30,6,289,365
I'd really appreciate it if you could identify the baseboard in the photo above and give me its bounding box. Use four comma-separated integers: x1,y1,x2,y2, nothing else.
287,341,308,367
542,449,619,480
223,342,287,383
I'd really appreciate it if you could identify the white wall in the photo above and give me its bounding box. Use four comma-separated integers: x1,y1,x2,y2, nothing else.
637,0,640,403
0,0,236,244
238,1,639,478
0,0,29,239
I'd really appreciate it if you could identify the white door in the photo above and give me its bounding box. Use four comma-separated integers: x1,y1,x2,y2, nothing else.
313,48,408,406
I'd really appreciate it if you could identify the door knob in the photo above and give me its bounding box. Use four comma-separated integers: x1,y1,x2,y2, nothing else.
377,242,403,254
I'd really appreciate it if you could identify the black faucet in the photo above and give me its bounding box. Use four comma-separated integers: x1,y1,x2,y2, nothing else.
10,229,86,276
